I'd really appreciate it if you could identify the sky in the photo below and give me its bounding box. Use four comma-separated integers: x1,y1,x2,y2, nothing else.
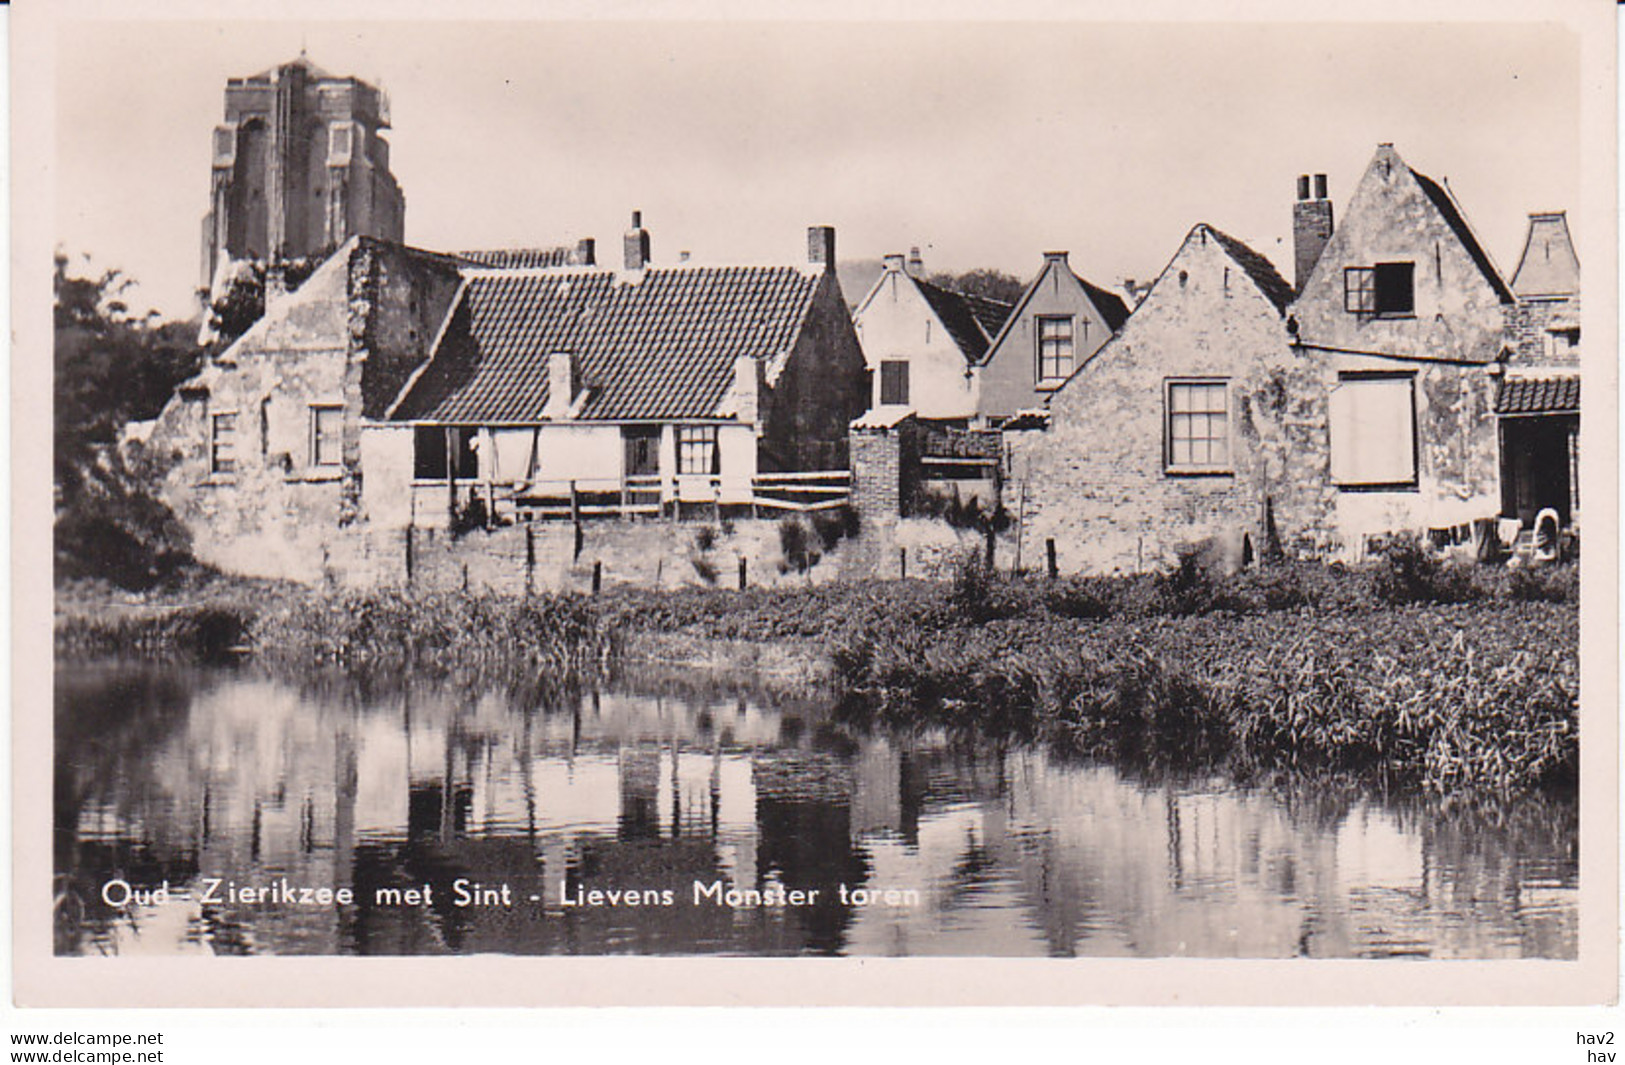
53,18,1581,321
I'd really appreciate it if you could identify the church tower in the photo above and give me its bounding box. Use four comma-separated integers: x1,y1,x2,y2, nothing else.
200,54,405,290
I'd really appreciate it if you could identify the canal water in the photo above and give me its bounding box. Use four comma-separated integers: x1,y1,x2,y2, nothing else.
53,660,1578,959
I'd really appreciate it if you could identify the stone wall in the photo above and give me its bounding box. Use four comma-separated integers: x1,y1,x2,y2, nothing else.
1006,225,1331,576
1504,296,1581,368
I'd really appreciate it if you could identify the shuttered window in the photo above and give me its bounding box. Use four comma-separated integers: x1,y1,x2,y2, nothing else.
310,405,343,466
1329,374,1417,486
210,412,238,475
879,360,910,405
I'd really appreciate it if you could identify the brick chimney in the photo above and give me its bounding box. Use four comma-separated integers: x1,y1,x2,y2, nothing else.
545,351,574,419
624,211,650,271
574,238,596,266
1293,173,1333,294
807,225,836,268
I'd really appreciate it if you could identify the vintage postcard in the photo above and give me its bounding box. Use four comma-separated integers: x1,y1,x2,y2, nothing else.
11,0,1619,1009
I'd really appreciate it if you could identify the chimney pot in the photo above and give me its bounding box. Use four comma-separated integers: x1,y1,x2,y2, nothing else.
1297,175,1310,201
907,246,923,275
1314,173,1328,199
630,210,642,228
807,225,836,268
575,238,596,267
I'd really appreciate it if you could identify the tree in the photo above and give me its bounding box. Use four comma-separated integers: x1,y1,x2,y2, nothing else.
54,253,204,588
925,268,1025,305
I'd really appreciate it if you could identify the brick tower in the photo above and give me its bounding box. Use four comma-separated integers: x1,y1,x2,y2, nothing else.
199,53,405,291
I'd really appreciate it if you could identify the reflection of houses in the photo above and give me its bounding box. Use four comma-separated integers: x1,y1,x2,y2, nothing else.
1498,212,1580,537
850,253,1013,423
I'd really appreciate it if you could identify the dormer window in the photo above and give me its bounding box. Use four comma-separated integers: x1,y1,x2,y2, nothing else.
1344,262,1415,316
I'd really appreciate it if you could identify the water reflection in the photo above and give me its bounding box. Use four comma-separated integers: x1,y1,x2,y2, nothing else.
54,661,1578,958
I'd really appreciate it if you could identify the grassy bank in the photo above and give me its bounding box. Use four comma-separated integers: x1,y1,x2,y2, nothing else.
55,551,1579,795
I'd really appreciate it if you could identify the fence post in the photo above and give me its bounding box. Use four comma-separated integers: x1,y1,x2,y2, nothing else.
1046,538,1057,579
525,525,535,595
899,546,907,580
404,525,414,586
984,525,995,570
592,560,602,595
738,555,748,590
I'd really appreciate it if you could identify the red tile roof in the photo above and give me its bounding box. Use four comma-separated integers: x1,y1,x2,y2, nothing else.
391,265,822,423
1497,375,1579,415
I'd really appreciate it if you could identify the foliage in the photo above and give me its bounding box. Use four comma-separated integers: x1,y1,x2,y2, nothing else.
778,517,820,573
54,253,205,589
925,268,1025,305
207,253,329,345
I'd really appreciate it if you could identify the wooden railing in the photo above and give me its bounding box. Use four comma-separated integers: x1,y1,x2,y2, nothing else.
410,470,853,522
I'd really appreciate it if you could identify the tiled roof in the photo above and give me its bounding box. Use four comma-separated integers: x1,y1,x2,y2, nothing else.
914,278,1013,363
1079,278,1131,331
1497,375,1579,415
391,265,821,423
1206,226,1295,312
1411,170,1516,306
455,247,580,270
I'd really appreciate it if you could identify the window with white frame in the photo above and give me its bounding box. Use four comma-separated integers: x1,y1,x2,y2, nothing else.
1165,380,1231,473
1036,316,1075,383
676,425,720,475
310,405,343,466
1329,373,1417,487
210,411,238,475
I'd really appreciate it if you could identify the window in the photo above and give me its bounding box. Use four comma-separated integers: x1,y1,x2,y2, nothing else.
1036,316,1075,383
413,426,478,479
676,425,720,475
210,411,238,475
1544,327,1579,361
1344,262,1414,316
310,405,343,466
1329,373,1417,487
1165,381,1230,473
879,360,910,405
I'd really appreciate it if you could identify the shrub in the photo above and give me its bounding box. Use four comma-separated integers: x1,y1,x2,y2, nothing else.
778,517,820,573
694,525,717,553
1370,537,1476,605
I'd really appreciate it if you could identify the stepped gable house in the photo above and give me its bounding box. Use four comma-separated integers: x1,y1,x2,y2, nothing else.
1006,224,1310,573
850,251,1013,423
974,251,1129,426
1498,211,1580,530
200,54,405,290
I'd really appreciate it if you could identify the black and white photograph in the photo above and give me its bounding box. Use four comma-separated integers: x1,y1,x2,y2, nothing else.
12,0,1619,1015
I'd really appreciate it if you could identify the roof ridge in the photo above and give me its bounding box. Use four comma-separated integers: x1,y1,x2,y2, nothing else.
1202,225,1295,313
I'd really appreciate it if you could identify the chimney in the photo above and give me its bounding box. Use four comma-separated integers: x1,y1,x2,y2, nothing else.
623,211,650,271
1293,173,1334,294
883,253,906,273
678,250,691,263
807,225,836,268
1043,251,1069,264
574,238,596,267
545,352,574,420
907,246,923,275
733,355,760,425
